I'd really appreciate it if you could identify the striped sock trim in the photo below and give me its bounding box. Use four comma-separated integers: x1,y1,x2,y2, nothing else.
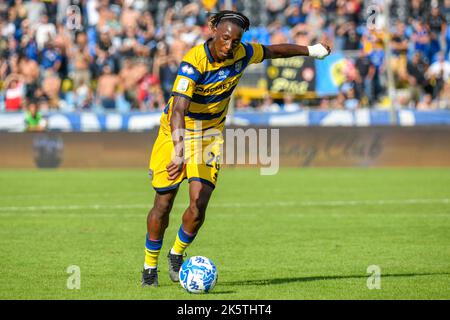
177,226,197,244
145,235,163,251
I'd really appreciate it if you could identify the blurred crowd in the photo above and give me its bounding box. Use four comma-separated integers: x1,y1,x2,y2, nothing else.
0,0,450,117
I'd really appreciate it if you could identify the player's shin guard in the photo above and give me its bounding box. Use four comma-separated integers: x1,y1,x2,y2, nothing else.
144,236,163,268
171,225,197,255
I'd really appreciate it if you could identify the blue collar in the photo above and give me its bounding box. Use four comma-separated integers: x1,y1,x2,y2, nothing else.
204,39,215,63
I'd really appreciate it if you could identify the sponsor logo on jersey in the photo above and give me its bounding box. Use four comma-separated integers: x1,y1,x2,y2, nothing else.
181,65,195,75
195,78,239,94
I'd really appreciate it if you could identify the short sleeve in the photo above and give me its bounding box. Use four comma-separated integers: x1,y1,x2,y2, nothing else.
171,60,202,100
244,42,265,65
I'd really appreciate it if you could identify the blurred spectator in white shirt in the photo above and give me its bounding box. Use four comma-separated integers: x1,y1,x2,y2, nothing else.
35,15,57,50
426,52,450,82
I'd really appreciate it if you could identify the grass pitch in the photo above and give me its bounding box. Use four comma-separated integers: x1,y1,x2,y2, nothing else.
0,168,449,300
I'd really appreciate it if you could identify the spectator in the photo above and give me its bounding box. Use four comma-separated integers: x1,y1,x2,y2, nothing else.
18,20,39,62
69,32,92,92
407,52,429,105
269,21,290,44
93,46,115,79
395,89,414,109
2,9,17,39
285,3,305,28
412,19,433,64
318,97,331,110
136,11,156,46
86,0,100,28
259,94,281,112
437,81,450,109
14,0,28,22
153,41,179,103
336,21,360,50
426,52,450,83
304,0,325,41
417,93,436,110
333,91,346,110
18,55,39,99
425,52,450,98
342,85,360,110
291,23,311,46
445,0,450,27
282,94,301,112
354,49,374,104
34,14,56,51
427,1,446,39
137,73,163,111
391,22,410,56
120,1,140,30
96,64,120,110
266,0,287,25
408,0,425,23
35,89,50,111
389,22,410,84
40,41,62,76
365,40,385,104
235,96,252,111
41,71,61,110
24,99,47,131
74,79,92,110
119,59,148,110
407,52,429,88
4,76,24,112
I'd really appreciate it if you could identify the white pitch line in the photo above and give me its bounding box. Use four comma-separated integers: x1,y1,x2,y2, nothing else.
1,212,449,219
0,198,448,213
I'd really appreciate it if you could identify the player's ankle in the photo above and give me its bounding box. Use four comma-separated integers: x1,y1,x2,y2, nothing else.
143,263,157,270
170,248,183,255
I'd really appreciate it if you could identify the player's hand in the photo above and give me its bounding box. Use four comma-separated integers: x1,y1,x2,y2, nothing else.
166,158,185,180
308,43,331,59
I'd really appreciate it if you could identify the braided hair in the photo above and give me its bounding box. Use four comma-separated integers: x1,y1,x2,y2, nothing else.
208,10,250,31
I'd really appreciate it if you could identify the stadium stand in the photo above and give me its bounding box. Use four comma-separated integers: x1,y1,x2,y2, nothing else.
0,0,449,115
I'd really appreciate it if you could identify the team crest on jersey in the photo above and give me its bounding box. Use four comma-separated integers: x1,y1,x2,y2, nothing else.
234,61,242,72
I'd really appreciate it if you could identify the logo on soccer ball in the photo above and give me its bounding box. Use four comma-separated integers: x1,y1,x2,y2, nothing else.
179,256,218,294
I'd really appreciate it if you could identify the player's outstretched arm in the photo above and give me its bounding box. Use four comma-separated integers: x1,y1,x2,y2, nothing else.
263,43,331,60
167,95,190,180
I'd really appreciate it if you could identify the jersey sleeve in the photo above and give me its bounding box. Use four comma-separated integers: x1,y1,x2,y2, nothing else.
171,52,202,100
243,42,265,65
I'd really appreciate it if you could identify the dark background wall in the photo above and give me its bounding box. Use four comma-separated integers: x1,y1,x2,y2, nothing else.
1,127,449,168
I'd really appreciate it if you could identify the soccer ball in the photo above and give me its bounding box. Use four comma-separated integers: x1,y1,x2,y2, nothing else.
179,256,218,294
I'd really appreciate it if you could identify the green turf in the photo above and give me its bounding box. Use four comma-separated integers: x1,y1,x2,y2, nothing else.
0,168,449,300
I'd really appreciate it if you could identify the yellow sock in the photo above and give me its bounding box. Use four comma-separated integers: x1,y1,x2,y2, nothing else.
144,236,162,268
171,226,196,255
144,248,161,267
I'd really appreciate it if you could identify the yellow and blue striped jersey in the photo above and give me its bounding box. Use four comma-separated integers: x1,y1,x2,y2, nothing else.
160,39,265,136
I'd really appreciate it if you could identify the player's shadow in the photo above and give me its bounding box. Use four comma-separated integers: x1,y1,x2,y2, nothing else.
221,272,450,286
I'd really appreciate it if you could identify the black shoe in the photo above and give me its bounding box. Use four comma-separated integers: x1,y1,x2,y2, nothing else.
141,268,158,287
167,251,185,282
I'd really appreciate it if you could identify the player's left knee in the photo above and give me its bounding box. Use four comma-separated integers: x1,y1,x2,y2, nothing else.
189,200,207,217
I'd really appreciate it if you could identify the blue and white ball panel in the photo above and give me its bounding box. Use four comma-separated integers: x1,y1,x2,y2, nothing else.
179,256,218,294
